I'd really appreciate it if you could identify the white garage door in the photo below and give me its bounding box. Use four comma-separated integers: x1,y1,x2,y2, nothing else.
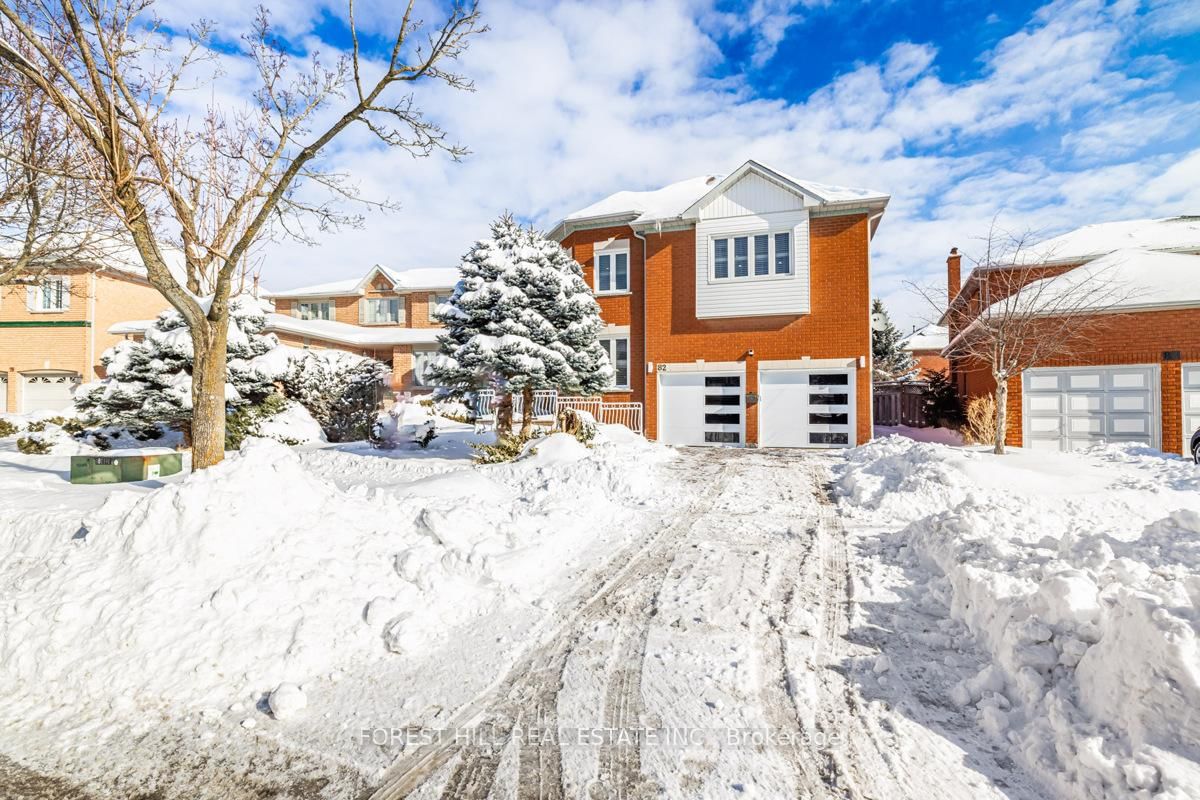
0,373,7,414
22,371,81,413
1182,363,1200,456
658,368,744,446
1023,365,1159,452
759,367,856,448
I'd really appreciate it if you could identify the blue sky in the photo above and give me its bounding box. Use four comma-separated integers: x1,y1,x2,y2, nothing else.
158,0,1200,329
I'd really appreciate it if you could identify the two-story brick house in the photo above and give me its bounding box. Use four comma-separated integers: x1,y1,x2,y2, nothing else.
550,159,889,448
265,265,458,391
942,216,1200,456
1,261,175,414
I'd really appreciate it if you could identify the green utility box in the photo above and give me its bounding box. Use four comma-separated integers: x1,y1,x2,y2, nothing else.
70,450,183,485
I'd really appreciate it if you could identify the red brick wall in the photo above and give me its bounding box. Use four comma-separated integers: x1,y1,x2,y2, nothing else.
565,226,645,403
564,213,873,445
951,308,1200,454
913,351,949,375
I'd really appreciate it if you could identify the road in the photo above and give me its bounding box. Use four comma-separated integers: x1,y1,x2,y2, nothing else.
369,448,1042,800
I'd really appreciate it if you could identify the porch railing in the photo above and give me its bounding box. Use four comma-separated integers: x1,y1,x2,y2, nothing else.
467,391,644,436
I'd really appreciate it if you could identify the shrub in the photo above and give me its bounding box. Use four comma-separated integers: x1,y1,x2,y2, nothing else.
17,435,52,455
471,429,545,464
561,408,596,445
282,351,389,442
225,393,290,450
61,417,87,435
922,369,964,429
0,419,19,438
964,395,997,445
24,416,66,433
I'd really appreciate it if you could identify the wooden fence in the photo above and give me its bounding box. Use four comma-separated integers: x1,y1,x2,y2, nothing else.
873,382,928,427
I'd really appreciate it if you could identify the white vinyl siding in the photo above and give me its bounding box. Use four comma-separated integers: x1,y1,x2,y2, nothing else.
697,171,809,219
695,209,810,318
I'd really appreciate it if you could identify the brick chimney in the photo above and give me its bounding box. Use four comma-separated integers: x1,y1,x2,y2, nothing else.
947,247,961,306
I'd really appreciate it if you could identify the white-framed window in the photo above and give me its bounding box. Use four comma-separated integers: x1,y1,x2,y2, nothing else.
28,276,70,312
599,336,629,389
296,300,333,321
711,231,792,281
360,297,403,325
594,245,629,294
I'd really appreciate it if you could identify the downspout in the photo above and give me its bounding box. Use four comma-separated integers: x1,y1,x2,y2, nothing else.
632,226,651,437
88,270,97,379
865,209,885,440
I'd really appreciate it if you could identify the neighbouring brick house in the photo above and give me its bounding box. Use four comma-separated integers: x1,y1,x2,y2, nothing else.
549,159,889,448
0,261,175,414
264,265,458,392
902,324,949,375
942,216,1200,456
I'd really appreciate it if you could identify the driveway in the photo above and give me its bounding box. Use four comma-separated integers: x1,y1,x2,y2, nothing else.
369,447,1043,799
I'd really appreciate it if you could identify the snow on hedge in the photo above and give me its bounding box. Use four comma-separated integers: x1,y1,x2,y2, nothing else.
837,436,1200,798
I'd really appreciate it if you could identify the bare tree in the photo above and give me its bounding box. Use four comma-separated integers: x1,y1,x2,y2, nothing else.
0,0,484,468
0,22,116,284
914,220,1132,454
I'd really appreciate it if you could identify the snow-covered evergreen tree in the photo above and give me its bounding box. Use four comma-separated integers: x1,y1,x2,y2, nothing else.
281,349,390,442
428,215,611,434
77,296,281,439
871,298,918,382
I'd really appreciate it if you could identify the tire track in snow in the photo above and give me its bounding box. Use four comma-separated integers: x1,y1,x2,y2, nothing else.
371,452,730,800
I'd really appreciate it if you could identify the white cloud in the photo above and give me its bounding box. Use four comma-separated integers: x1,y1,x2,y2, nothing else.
140,0,1198,331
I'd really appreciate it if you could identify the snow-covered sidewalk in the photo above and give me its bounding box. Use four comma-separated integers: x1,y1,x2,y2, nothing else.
837,436,1200,799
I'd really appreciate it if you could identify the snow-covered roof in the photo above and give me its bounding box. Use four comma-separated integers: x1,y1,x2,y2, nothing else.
262,313,442,347
107,319,157,336
902,324,948,352
551,159,889,239
564,175,718,226
985,248,1200,318
269,265,459,298
1020,216,1200,265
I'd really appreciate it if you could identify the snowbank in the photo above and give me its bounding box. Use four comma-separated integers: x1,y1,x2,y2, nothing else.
0,427,674,758
254,399,326,445
837,438,1200,798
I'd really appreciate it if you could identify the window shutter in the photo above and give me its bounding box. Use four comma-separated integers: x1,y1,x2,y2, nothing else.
26,286,36,311
358,298,367,324
60,276,71,310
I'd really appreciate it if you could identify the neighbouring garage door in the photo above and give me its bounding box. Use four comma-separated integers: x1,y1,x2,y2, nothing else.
759,367,856,448
1023,365,1159,452
1182,363,1200,456
21,371,81,413
658,368,745,446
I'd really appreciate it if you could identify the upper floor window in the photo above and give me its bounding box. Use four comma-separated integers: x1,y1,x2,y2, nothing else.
296,300,332,321
595,245,629,294
711,232,792,281
361,297,403,325
34,276,69,311
599,336,629,388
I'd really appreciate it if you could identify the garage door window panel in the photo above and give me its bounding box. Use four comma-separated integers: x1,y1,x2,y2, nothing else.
706,394,739,406
810,393,849,406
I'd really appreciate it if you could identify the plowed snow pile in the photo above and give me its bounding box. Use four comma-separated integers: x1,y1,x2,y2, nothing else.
0,428,672,750
837,436,1200,799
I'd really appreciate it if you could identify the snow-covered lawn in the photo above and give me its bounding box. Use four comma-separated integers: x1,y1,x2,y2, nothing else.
0,420,677,796
838,436,1200,799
